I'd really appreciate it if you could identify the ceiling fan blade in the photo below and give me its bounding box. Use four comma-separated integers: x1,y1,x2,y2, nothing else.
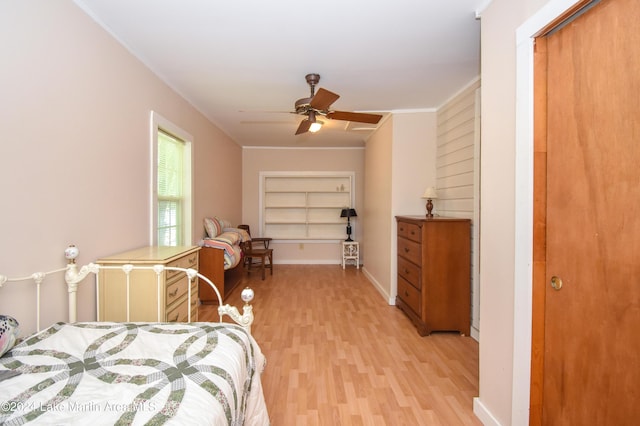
295,119,312,135
239,110,294,114
327,110,383,124
310,88,340,110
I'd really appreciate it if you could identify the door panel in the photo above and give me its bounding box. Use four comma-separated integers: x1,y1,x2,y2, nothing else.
537,0,640,424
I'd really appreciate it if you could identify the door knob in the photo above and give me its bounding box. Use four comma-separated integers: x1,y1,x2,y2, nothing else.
550,275,563,290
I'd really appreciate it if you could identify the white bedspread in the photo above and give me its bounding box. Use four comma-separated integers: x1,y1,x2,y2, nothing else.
0,322,269,425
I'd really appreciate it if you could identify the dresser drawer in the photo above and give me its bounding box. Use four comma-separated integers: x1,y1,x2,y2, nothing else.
166,293,198,322
166,275,189,306
398,221,422,243
166,298,188,322
398,256,421,290
397,237,422,266
398,276,421,316
166,252,199,282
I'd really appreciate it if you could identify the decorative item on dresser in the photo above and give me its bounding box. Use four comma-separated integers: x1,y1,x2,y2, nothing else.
96,245,200,322
395,216,471,336
421,186,438,218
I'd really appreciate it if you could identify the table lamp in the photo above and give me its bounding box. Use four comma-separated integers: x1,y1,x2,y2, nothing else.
421,187,438,218
340,208,357,241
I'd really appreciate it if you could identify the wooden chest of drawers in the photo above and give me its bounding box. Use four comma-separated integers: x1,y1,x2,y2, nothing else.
96,246,200,322
396,216,471,336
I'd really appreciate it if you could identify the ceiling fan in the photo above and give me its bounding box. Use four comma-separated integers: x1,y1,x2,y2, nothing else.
293,73,383,135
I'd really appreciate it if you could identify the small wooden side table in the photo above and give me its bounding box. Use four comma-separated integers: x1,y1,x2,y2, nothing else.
342,241,359,269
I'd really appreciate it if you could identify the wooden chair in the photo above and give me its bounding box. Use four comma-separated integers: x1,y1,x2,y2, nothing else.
238,224,273,280
237,224,271,248
241,240,273,280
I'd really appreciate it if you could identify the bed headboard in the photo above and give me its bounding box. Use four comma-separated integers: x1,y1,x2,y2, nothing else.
0,245,255,334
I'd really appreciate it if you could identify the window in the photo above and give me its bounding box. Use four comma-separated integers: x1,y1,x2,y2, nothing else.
157,131,184,245
151,112,193,246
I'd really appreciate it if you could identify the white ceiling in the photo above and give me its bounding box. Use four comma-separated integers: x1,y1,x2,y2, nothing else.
74,0,484,148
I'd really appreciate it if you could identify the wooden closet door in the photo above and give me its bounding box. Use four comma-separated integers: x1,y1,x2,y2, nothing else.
533,0,640,424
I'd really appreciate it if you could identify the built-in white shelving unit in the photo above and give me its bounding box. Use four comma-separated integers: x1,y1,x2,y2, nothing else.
260,172,355,240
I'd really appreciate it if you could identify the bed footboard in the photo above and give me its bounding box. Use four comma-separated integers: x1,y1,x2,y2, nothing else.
0,245,256,334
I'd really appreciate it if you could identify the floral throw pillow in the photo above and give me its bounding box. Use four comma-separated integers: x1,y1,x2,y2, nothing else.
0,315,19,357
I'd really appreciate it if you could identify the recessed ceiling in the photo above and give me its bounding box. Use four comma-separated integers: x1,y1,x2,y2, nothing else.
74,0,484,147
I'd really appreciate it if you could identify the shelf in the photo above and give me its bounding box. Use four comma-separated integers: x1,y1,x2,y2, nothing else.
264,221,307,224
261,172,355,240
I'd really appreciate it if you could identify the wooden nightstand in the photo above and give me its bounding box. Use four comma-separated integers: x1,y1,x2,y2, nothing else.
342,241,359,269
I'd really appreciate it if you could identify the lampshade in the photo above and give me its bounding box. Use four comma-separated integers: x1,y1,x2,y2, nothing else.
340,208,357,218
421,187,438,199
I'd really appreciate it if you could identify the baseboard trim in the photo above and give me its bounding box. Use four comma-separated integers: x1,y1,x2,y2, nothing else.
361,267,393,304
272,260,342,265
470,326,480,342
473,397,503,426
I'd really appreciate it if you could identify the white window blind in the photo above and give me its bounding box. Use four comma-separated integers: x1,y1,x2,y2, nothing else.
157,130,184,246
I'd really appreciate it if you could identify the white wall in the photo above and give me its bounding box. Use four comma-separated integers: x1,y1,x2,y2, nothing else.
362,112,437,303
475,0,555,425
391,112,438,218
389,112,438,303
0,1,241,335
362,118,394,300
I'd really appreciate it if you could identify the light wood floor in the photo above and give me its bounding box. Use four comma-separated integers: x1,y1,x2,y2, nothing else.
200,265,481,425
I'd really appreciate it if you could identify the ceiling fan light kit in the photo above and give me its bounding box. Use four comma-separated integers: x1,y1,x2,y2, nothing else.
309,121,323,132
293,73,383,135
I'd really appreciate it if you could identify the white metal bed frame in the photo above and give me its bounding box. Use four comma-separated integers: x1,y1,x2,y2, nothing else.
0,245,255,333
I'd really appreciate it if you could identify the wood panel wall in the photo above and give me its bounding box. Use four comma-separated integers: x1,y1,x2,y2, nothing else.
436,78,480,336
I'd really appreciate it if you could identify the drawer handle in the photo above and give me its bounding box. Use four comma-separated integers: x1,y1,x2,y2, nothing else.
169,287,179,298
404,268,409,274
170,313,179,322
410,230,415,235
404,247,409,253
404,290,409,297
189,255,197,265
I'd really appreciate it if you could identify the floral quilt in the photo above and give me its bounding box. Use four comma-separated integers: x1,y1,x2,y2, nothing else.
0,322,268,425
